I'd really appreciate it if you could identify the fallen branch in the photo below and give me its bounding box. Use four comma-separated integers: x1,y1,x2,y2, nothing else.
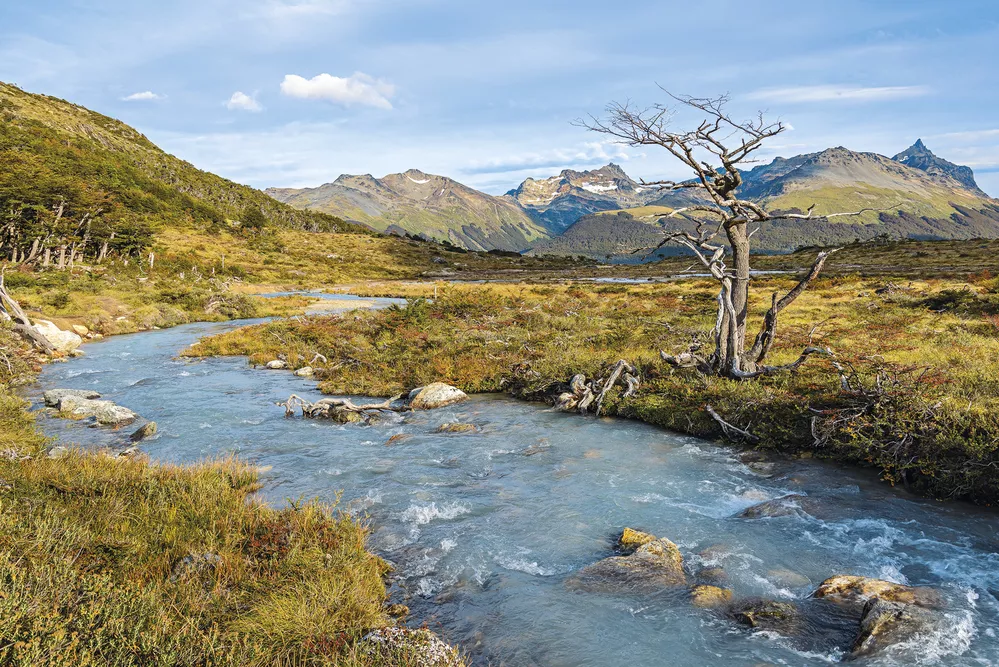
706,404,759,443
280,393,407,423
0,271,55,353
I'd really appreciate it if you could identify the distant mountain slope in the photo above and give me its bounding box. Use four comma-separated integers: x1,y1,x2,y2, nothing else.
0,82,360,247
504,164,669,233
893,139,986,196
529,144,999,260
266,170,549,252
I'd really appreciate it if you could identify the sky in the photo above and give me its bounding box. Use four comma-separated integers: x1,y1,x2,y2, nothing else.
2,0,999,196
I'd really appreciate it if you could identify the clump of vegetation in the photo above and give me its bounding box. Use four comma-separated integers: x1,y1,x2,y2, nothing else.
191,278,999,503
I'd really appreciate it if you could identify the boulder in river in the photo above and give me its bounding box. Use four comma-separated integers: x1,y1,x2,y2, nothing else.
130,421,158,442
265,359,288,370
850,597,938,658
728,598,801,633
738,494,815,519
408,383,467,410
691,584,733,608
293,366,314,377
813,575,943,608
43,388,101,407
567,537,687,594
436,423,478,434
619,527,657,551
33,320,83,353
59,396,138,426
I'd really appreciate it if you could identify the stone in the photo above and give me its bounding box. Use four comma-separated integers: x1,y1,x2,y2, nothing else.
69,349,85,358
32,320,83,353
850,598,937,658
130,421,158,442
408,383,468,410
567,537,687,593
43,388,101,407
813,575,943,608
59,397,137,426
293,366,314,377
691,584,733,608
361,627,464,667
264,359,288,369
71,324,89,336
697,567,728,584
385,433,412,446
619,527,658,550
768,568,811,588
435,423,477,434
330,407,365,424
728,598,801,632
738,494,813,519
46,446,69,459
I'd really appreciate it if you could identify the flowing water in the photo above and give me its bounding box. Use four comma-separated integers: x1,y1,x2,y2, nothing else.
27,297,999,666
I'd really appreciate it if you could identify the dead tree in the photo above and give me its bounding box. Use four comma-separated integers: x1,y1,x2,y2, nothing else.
582,92,879,379
0,272,55,353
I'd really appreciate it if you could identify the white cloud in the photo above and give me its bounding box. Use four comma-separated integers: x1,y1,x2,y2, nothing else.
280,72,394,109
746,85,930,104
464,140,632,175
122,90,163,101
226,91,262,112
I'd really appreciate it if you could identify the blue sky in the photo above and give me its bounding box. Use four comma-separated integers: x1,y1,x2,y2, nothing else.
3,0,998,196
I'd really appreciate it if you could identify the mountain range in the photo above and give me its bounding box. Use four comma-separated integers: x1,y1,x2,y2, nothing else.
271,142,998,258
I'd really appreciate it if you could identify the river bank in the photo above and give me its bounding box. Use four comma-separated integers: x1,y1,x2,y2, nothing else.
190,277,999,504
0,316,466,666
25,313,999,666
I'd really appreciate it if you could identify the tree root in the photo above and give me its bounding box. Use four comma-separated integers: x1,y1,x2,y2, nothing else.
705,404,760,444
554,360,640,416
280,393,407,424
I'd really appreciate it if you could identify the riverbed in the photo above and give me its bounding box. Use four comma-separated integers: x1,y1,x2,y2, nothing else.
27,299,999,666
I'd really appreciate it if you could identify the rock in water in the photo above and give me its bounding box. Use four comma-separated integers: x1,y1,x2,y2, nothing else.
567,537,687,593
43,388,101,407
619,527,657,550
265,359,288,369
408,383,468,410
32,320,83,353
58,396,138,426
436,423,477,433
738,494,813,518
851,598,938,658
293,366,314,377
728,598,801,632
813,575,943,608
691,584,733,608
130,421,158,442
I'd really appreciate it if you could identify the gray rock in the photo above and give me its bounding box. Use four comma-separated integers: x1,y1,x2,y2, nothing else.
293,366,314,377
738,494,814,519
46,446,70,459
408,383,468,410
567,537,687,594
265,360,288,369
361,627,463,667
32,320,83,353
813,575,944,608
43,388,101,407
851,598,938,658
59,396,138,426
130,421,158,442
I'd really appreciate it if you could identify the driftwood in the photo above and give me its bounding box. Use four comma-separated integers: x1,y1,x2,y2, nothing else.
555,360,640,416
0,272,55,353
280,393,407,423
705,404,760,444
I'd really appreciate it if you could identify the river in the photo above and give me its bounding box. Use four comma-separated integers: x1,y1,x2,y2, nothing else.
26,295,999,666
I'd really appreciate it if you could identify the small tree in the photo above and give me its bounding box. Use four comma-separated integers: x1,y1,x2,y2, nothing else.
583,92,876,379
241,205,267,233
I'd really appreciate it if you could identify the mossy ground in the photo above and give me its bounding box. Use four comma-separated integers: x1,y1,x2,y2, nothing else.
190,266,999,503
